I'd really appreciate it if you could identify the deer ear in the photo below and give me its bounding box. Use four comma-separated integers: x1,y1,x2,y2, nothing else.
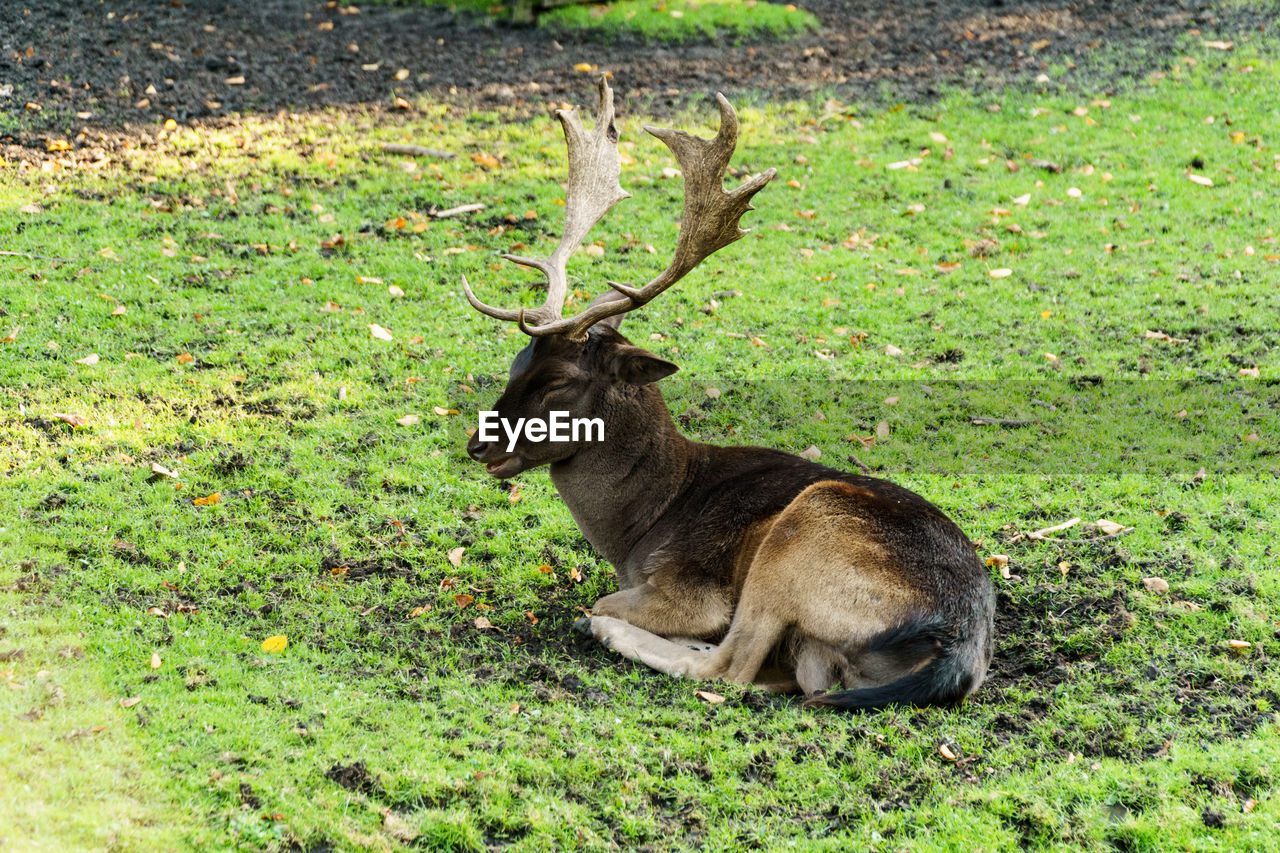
610,345,679,385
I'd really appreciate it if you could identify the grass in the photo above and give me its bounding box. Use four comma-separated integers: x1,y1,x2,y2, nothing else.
367,0,818,44
539,0,818,45
2,29,1279,852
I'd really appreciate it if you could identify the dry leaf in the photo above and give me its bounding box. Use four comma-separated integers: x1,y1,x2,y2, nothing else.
119,696,142,708
474,616,494,630
75,353,100,366
1227,639,1251,650
150,652,162,670
1187,173,1214,187
471,152,500,169
433,406,459,416
447,547,464,567
938,744,958,760
51,412,87,427
454,593,474,609
989,268,1013,279
261,635,287,654
1,325,19,343
192,492,222,506
1141,577,1170,594
176,352,195,364
884,344,904,357
705,387,721,399
150,462,178,479
695,690,726,704
875,421,890,440
112,305,127,316
986,554,1010,568
1095,518,1126,535
369,324,394,341
396,414,420,426
799,445,822,461
388,285,405,298
1144,329,1189,343
934,261,961,273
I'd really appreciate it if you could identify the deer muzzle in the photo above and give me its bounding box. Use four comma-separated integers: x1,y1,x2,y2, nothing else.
466,432,524,480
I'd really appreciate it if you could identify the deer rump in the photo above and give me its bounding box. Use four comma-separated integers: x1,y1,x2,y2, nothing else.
460,78,995,710
572,437,995,711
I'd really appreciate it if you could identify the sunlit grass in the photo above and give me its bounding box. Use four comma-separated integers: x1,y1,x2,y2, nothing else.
1,32,1278,852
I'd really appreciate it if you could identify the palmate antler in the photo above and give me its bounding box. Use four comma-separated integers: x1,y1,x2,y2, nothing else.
462,77,776,342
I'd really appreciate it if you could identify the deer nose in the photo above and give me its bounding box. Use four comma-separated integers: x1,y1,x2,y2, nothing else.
467,434,491,461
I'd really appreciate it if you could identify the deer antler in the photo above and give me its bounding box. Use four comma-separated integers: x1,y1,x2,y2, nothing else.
463,78,775,341
462,76,630,329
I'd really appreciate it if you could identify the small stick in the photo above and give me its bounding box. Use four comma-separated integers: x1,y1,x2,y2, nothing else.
382,143,456,160
1027,517,1082,540
0,250,72,261
970,417,1035,427
432,203,486,219
845,454,872,474
1045,528,1135,545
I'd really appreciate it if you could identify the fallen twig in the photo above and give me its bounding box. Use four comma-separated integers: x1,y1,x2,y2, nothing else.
432,203,486,219
0,250,72,262
381,143,456,160
845,454,872,474
1027,517,1081,540
1043,527,1136,545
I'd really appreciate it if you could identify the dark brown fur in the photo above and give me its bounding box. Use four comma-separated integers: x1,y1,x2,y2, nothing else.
469,325,995,710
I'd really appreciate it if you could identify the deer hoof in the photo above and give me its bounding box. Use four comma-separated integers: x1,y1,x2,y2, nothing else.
573,616,594,637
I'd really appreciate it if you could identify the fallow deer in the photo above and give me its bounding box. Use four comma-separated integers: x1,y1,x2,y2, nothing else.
463,79,994,710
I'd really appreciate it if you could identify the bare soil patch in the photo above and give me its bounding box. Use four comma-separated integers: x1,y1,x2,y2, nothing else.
2,0,1271,165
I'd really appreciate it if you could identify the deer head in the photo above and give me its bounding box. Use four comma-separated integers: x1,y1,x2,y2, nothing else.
465,78,775,479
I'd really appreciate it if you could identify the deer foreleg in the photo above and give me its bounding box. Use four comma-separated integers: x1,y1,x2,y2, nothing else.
588,579,731,640
581,616,722,679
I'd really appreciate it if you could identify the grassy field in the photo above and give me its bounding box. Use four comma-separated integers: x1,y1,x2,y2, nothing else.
371,0,819,44
2,29,1279,853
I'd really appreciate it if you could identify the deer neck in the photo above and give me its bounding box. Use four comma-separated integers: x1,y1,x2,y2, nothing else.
549,386,696,574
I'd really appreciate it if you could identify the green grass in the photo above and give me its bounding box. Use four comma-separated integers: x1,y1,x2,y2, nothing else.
540,0,818,45
2,32,1279,852
368,0,818,44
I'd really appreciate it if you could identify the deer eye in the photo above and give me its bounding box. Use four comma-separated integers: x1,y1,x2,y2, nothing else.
542,378,573,395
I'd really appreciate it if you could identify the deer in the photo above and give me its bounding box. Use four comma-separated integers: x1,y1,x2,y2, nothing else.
462,78,995,710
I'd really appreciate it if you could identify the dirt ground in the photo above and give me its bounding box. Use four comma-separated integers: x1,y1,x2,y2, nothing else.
1,0,1270,165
